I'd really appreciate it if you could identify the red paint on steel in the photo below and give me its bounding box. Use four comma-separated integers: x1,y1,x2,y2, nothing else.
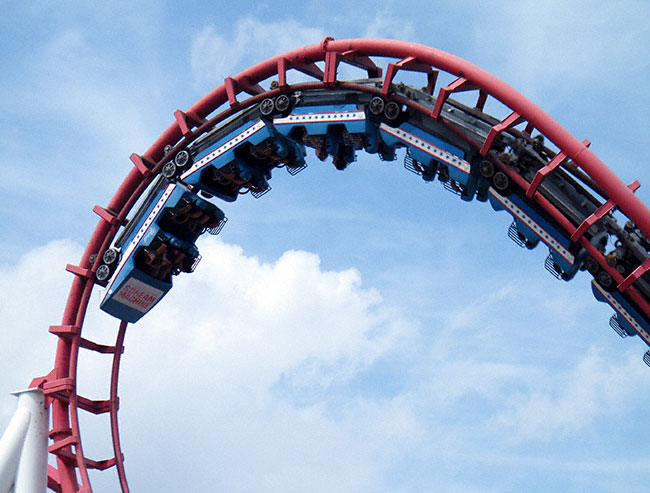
130,154,153,178
571,181,640,242
620,257,650,291
382,57,437,96
224,77,240,107
110,321,129,492
323,51,340,85
47,464,62,492
92,206,121,226
523,122,535,136
526,151,568,198
480,111,524,156
432,77,477,119
475,90,488,112
572,198,617,242
277,58,289,88
36,38,650,491
174,110,194,138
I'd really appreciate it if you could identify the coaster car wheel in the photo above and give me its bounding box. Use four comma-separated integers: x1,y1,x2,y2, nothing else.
259,98,275,116
274,94,291,113
492,171,510,192
383,101,401,121
162,161,177,179
174,150,190,168
368,96,385,115
95,264,111,282
479,159,495,178
596,269,616,292
102,248,120,266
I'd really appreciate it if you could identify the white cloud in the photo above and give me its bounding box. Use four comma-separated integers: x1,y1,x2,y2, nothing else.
133,239,411,384
4,4,650,491
188,11,419,90
0,238,418,491
468,0,650,99
190,18,325,92
3,239,650,491
490,348,646,442
95,238,420,490
32,29,164,158
1,28,174,212
0,240,83,422
362,9,415,41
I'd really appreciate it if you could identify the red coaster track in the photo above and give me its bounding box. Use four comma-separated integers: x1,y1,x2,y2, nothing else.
30,38,650,492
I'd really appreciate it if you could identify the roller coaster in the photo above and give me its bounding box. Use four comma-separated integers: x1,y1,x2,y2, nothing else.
2,37,650,492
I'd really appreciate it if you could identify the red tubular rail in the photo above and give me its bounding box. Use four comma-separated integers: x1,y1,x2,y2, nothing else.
32,38,650,492
110,321,129,491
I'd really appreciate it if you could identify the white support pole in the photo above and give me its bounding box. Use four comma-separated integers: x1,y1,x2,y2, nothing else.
0,389,48,493
13,390,48,493
0,406,30,493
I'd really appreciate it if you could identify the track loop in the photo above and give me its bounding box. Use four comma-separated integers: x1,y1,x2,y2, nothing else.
31,38,650,492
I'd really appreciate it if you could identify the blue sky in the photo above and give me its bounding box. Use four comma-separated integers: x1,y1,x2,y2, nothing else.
1,2,650,492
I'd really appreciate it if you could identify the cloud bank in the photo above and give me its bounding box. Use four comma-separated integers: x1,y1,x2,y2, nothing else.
3,239,649,491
